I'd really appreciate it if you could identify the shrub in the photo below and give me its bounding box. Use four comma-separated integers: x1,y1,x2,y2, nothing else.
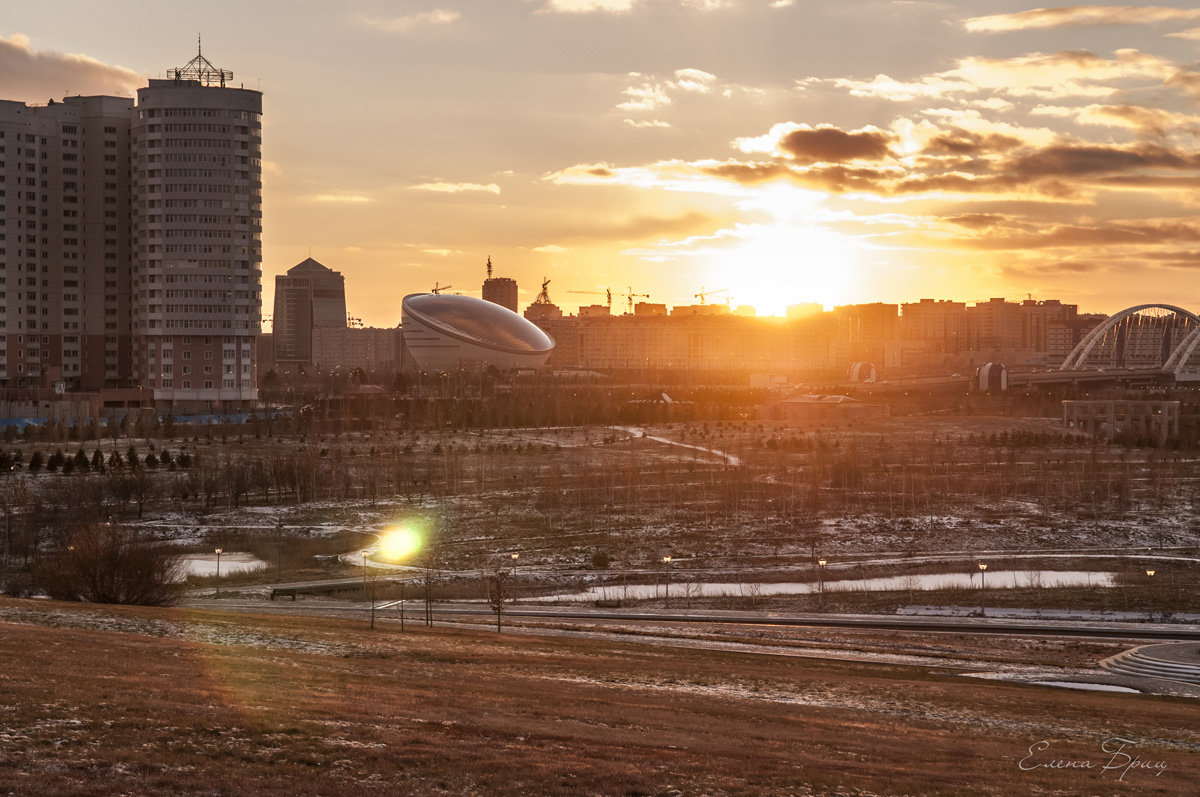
35,522,185,606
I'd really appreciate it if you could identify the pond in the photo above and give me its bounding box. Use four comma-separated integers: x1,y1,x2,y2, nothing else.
177,552,267,578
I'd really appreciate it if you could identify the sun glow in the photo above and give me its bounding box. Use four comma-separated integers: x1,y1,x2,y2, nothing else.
377,526,423,562
708,221,862,316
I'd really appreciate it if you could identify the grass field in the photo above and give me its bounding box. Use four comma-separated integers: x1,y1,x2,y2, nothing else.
2,597,1197,795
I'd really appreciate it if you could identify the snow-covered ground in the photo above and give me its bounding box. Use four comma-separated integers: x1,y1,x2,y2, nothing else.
532,570,1116,602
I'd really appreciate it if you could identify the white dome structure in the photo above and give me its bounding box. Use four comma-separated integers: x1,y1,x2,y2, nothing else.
402,293,555,371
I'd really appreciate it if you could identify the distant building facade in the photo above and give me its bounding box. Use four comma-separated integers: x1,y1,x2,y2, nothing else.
272,257,347,366
481,256,519,313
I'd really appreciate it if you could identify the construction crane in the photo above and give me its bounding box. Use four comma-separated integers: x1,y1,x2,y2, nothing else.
568,288,613,310
534,277,553,305
431,282,453,295
695,286,730,306
622,286,650,314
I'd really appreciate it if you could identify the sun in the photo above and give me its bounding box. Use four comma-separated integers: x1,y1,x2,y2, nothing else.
708,220,862,316
377,526,423,562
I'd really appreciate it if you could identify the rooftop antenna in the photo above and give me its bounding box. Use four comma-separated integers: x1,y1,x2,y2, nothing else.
486,255,493,279
170,34,233,87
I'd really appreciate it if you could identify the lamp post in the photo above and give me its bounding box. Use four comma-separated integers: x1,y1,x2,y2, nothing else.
662,555,672,608
214,548,223,597
817,557,827,613
363,550,375,629
977,562,988,617
510,552,519,605
1146,569,1155,621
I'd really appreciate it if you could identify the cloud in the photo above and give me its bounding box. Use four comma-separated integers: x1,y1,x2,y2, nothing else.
1031,103,1200,136
542,0,635,13
735,123,894,162
955,219,1200,251
0,33,141,100
411,182,501,194
920,127,1025,157
828,49,1177,102
358,9,461,32
539,0,731,12
533,245,568,253
617,68,723,112
624,119,673,128
545,211,718,242
617,81,672,111
1169,26,1200,39
310,193,372,203
672,68,718,93
561,111,1200,206
964,6,1200,33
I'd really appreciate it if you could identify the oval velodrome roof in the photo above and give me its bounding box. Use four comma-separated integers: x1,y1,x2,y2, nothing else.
403,294,554,354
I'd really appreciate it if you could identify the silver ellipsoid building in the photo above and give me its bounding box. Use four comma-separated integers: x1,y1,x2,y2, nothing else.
402,294,554,371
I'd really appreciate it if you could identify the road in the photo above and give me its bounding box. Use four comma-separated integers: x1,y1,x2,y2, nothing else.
183,597,1200,642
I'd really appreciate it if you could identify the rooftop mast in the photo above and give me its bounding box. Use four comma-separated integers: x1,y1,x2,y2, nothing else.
170,35,233,87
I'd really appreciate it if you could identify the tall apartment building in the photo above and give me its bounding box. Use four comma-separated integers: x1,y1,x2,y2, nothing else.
273,257,347,366
481,256,518,313
0,47,261,413
0,95,134,392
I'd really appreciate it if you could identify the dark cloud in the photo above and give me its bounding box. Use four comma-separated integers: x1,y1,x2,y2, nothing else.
0,34,140,101
699,161,789,183
921,128,1024,157
1085,104,1200,137
1003,143,1200,178
776,125,894,163
944,213,1025,230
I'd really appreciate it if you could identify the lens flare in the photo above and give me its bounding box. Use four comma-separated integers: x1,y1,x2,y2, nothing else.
377,527,423,562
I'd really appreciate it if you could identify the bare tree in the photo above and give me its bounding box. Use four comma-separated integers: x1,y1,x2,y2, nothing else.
487,569,510,631
35,522,184,606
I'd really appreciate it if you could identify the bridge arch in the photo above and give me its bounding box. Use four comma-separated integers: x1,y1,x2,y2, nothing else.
1060,304,1200,371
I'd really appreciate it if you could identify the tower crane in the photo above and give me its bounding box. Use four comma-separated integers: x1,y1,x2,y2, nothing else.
568,288,613,310
695,287,730,306
431,282,453,295
534,277,553,305
622,286,650,314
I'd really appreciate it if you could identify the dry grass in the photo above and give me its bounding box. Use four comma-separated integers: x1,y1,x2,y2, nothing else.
1,597,1198,795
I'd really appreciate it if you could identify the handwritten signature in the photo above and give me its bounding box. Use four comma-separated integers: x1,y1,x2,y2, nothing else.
1019,738,1167,781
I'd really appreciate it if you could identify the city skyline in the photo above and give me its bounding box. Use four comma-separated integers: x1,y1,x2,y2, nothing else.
3,2,1200,324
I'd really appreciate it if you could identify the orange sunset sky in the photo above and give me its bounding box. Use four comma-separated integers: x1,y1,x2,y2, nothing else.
3,1,1200,325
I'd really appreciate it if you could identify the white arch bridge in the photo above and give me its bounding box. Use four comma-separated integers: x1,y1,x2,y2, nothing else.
1059,304,1200,381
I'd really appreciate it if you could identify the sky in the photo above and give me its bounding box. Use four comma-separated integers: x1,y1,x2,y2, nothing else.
2,1,1200,324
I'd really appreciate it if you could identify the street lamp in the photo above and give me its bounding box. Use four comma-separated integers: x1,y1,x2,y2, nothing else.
1146,569,1156,621
817,557,827,613
510,552,520,605
662,555,672,608
363,550,375,630
977,562,988,617
214,548,223,597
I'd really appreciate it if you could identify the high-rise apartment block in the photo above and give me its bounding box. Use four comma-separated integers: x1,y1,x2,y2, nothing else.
0,47,262,413
481,256,518,313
